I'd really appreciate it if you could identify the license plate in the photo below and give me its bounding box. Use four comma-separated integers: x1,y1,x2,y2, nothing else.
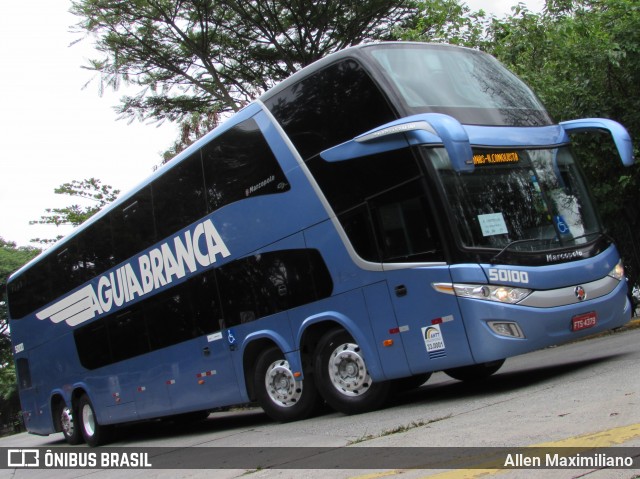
571,312,597,332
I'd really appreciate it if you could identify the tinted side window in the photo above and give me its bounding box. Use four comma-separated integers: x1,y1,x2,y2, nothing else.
368,179,442,262
202,118,290,213
74,318,110,370
50,240,84,300
145,288,197,351
78,217,115,281
16,358,32,389
308,149,443,263
111,186,156,263
108,310,150,363
217,249,333,327
8,258,51,320
74,269,222,370
7,273,32,320
307,149,421,214
153,153,207,238
264,59,396,160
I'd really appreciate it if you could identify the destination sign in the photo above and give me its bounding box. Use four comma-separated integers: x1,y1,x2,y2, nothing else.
473,152,520,165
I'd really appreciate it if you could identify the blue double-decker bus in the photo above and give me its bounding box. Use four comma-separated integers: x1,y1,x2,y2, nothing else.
7,42,634,446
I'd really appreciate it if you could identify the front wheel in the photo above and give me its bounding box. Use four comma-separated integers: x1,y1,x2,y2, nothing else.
444,359,505,382
78,394,112,447
314,329,390,415
254,346,321,422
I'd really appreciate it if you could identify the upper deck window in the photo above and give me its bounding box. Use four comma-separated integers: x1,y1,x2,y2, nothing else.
265,59,396,160
8,118,290,320
368,44,553,126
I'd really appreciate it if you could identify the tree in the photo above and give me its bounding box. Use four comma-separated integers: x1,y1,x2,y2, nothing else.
30,178,120,244
71,0,415,126
486,0,640,287
0,239,39,426
394,0,488,46
2,178,117,430
0,239,40,336
71,0,491,158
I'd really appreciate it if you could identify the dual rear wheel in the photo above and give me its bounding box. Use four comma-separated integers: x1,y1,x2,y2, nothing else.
59,394,111,447
255,329,506,422
255,329,390,421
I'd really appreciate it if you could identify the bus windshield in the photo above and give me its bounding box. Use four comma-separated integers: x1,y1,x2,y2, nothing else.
428,146,602,253
369,44,553,126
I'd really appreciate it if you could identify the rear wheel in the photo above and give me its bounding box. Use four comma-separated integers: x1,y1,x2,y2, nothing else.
78,394,112,447
314,329,390,415
59,403,83,445
254,346,321,422
444,359,505,382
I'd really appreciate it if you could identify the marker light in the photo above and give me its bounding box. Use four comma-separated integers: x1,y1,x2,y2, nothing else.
433,283,531,304
608,261,625,281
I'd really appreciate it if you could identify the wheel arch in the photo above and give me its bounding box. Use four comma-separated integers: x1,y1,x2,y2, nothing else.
242,337,281,402
50,393,66,433
298,313,384,379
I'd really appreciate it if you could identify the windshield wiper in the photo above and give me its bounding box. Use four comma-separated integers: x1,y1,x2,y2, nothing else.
490,238,550,264
490,232,608,264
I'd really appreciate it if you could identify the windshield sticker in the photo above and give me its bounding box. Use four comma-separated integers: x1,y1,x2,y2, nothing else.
554,215,571,235
422,325,445,353
478,213,508,237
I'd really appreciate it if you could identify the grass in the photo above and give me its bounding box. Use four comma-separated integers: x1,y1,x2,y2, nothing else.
347,414,452,445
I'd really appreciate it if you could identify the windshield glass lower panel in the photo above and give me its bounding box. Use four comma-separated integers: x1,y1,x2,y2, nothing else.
428,146,605,264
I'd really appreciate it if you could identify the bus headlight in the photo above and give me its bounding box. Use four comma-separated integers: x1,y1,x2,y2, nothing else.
607,261,625,281
433,283,532,304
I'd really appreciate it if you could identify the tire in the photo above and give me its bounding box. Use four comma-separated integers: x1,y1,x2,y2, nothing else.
254,346,321,422
444,359,505,382
78,394,112,447
314,329,390,415
59,403,83,445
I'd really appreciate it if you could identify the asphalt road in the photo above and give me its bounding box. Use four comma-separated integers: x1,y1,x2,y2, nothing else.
1,323,639,479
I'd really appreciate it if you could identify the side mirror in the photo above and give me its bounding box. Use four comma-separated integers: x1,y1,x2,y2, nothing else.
320,113,474,172
560,118,635,167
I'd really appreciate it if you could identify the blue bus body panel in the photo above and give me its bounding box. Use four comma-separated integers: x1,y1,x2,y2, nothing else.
383,267,475,375
446,245,629,364
9,43,635,439
464,125,567,147
458,280,630,363
449,245,621,290
11,106,332,434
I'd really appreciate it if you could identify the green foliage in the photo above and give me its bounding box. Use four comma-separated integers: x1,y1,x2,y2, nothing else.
161,111,220,162
0,239,39,405
71,0,416,125
486,0,640,286
394,0,488,46
30,178,120,245
0,239,40,335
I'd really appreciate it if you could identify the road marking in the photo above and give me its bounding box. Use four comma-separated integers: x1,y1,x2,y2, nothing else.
419,423,640,479
348,423,640,479
352,473,400,479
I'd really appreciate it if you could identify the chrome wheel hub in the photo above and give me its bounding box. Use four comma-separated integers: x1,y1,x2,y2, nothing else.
328,343,372,396
265,359,302,407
